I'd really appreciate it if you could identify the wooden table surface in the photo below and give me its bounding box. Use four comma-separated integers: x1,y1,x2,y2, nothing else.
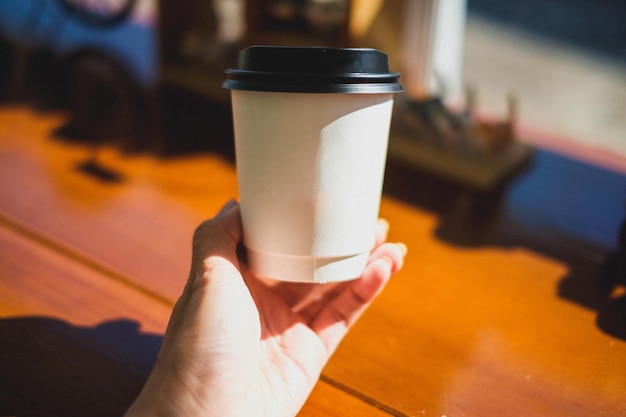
1,106,625,416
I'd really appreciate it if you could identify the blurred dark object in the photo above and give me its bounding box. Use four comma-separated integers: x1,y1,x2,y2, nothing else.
264,0,350,38
160,85,235,158
468,0,626,63
159,0,354,106
57,50,150,146
597,211,626,339
0,0,159,149
58,0,137,28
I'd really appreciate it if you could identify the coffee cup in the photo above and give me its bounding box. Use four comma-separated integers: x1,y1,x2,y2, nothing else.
223,46,402,283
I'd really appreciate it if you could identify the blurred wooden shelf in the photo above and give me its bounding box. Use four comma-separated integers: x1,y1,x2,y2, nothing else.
388,131,533,192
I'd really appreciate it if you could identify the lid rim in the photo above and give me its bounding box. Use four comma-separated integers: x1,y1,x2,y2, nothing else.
223,46,403,94
222,80,403,94
225,68,401,77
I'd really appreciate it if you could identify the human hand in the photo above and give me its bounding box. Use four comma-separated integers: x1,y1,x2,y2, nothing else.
125,200,406,417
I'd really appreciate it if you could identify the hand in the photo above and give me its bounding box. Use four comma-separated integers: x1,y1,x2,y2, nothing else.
125,200,406,417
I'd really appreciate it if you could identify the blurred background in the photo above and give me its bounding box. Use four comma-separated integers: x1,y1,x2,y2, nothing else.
0,0,624,156
0,0,625,250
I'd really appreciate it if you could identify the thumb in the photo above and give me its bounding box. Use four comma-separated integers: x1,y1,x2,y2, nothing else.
189,199,242,282
161,200,243,348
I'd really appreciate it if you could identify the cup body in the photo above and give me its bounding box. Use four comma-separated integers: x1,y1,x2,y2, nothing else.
232,90,394,282
224,46,402,282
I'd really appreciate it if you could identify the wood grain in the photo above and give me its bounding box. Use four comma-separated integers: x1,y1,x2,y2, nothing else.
0,219,392,417
0,224,169,417
0,107,237,301
2,106,625,416
325,198,626,416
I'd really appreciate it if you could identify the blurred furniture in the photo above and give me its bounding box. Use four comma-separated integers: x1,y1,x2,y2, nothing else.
159,0,357,104
158,0,533,192
0,0,159,145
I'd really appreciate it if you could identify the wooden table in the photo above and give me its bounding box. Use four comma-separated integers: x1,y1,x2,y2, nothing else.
1,106,625,416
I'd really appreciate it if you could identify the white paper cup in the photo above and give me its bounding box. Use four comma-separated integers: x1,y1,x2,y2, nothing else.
224,46,402,283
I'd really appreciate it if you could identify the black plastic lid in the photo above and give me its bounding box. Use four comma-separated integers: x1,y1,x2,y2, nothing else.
223,46,403,94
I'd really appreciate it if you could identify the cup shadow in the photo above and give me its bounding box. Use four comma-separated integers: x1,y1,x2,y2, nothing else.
0,316,162,417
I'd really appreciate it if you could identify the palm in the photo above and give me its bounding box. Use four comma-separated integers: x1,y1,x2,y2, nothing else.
125,203,404,417
241,252,397,415
249,280,329,416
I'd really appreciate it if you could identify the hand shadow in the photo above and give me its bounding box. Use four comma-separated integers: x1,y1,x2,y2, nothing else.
0,317,162,417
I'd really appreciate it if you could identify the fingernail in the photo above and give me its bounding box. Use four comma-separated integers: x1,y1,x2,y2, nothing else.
396,243,408,256
380,256,393,273
218,199,238,216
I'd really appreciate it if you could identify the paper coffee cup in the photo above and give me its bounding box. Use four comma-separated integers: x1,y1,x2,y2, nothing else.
223,46,402,283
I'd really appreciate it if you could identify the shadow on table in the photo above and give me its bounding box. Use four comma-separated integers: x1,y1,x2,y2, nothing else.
51,85,236,161
383,148,626,341
0,317,162,417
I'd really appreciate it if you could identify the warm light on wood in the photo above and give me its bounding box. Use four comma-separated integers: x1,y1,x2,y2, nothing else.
1,107,624,416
